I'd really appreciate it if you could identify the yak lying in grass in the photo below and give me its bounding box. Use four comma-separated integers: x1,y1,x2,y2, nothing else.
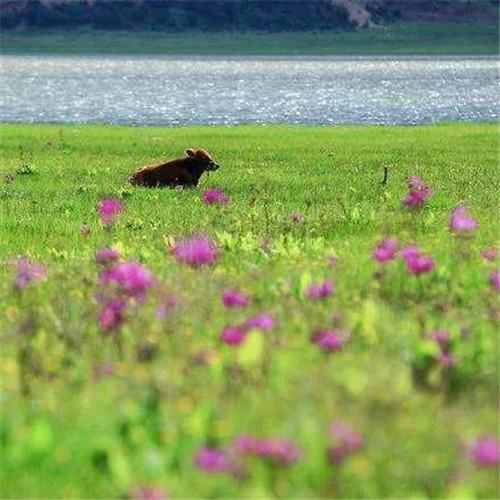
129,148,220,188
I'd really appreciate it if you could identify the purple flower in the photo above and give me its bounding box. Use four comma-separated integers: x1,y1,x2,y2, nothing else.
405,252,435,276
437,352,456,367
244,313,276,332
100,261,153,300
222,289,251,308
403,176,433,209
233,435,258,454
129,486,168,500
220,326,246,346
171,235,220,267
449,205,477,233
254,438,300,466
95,247,120,266
306,280,334,300
97,197,123,228
489,270,500,291
328,421,364,465
14,259,47,290
481,247,498,262
428,329,450,345
203,189,230,206
99,299,126,332
312,330,346,353
401,246,420,262
469,435,500,468
195,447,231,474
373,238,398,263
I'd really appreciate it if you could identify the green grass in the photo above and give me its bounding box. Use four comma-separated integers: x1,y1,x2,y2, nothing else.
1,22,498,55
0,123,499,498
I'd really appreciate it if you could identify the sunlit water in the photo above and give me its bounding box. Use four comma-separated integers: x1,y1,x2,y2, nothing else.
0,55,498,125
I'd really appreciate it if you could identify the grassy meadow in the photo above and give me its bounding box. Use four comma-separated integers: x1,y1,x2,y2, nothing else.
1,23,498,55
0,123,499,498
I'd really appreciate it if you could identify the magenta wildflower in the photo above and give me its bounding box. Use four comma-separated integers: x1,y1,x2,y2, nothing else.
129,486,168,500
312,330,346,353
469,435,500,468
95,247,120,266
220,326,246,346
449,205,477,233
328,421,364,466
100,261,153,300
14,259,47,290
401,246,420,262
403,248,435,275
99,299,126,332
81,224,91,236
97,197,123,228
489,270,500,291
233,435,258,454
195,447,231,474
222,289,251,308
306,280,334,300
403,176,433,209
373,238,398,263
254,438,300,466
244,312,276,332
203,189,230,206
437,351,456,367
171,235,220,267
428,329,450,345
481,247,498,261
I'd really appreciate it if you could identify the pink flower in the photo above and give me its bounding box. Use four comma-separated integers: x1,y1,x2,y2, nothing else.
428,329,450,345
437,351,456,367
14,259,47,289
244,313,276,332
481,247,498,261
489,270,500,291
195,448,231,474
312,330,346,353
81,224,91,236
306,280,334,300
328,421,364,465
203,189,230,205
401,246,435,275
97,197,123,228
171,235,220,267
99,299,126,332
222,289,251,308
254,438,300,466
220,326,246,346
100,261,153,300
373,238,398,263
469,435,500,468
129,486,168,500
95,247,120,266
233,435,258,454
401,246,421,262
449,205,477,233
403,176,433,209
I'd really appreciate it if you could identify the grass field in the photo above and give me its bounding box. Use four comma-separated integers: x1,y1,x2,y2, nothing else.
0,123,499,498
1,22,498,55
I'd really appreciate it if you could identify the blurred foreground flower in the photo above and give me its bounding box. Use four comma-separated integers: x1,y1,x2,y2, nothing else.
312,330,347,353
97,197,123,228
489,270,500,291
469,435,500,468
171,235,220,267
100,261,153,300
95,247,120,266
222,289,251,308
403,176,433,209
244,312,276,332
14,259,47,290
328,421,364,465
373,238,398,263
481,247,498,262
307,280,334,300
401,246,435,275
233,435,299,466
99,299,126,332
195,447,231,474
203,188,230,205
220,326,246,346
449,205,477,233
129,485,168,500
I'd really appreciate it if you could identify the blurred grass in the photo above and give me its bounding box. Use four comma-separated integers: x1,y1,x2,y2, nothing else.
1,22,498,55
0,123,498,498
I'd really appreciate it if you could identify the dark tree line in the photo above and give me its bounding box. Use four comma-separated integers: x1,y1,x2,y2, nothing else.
0,0,354,31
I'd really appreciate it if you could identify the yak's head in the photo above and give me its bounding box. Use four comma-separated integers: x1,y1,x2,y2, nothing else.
185,148,220,172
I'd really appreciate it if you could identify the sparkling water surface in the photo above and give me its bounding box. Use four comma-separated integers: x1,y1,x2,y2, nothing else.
0,55,498,125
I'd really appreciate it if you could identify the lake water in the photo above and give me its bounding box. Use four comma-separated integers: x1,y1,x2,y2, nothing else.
0,55,498,125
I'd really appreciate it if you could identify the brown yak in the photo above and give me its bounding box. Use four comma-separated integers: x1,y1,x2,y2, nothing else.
129,148,220,188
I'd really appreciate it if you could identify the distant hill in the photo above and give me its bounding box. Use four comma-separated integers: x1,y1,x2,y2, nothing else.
0,0,498,31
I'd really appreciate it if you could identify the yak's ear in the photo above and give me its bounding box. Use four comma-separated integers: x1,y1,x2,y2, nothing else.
185,149,196,157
